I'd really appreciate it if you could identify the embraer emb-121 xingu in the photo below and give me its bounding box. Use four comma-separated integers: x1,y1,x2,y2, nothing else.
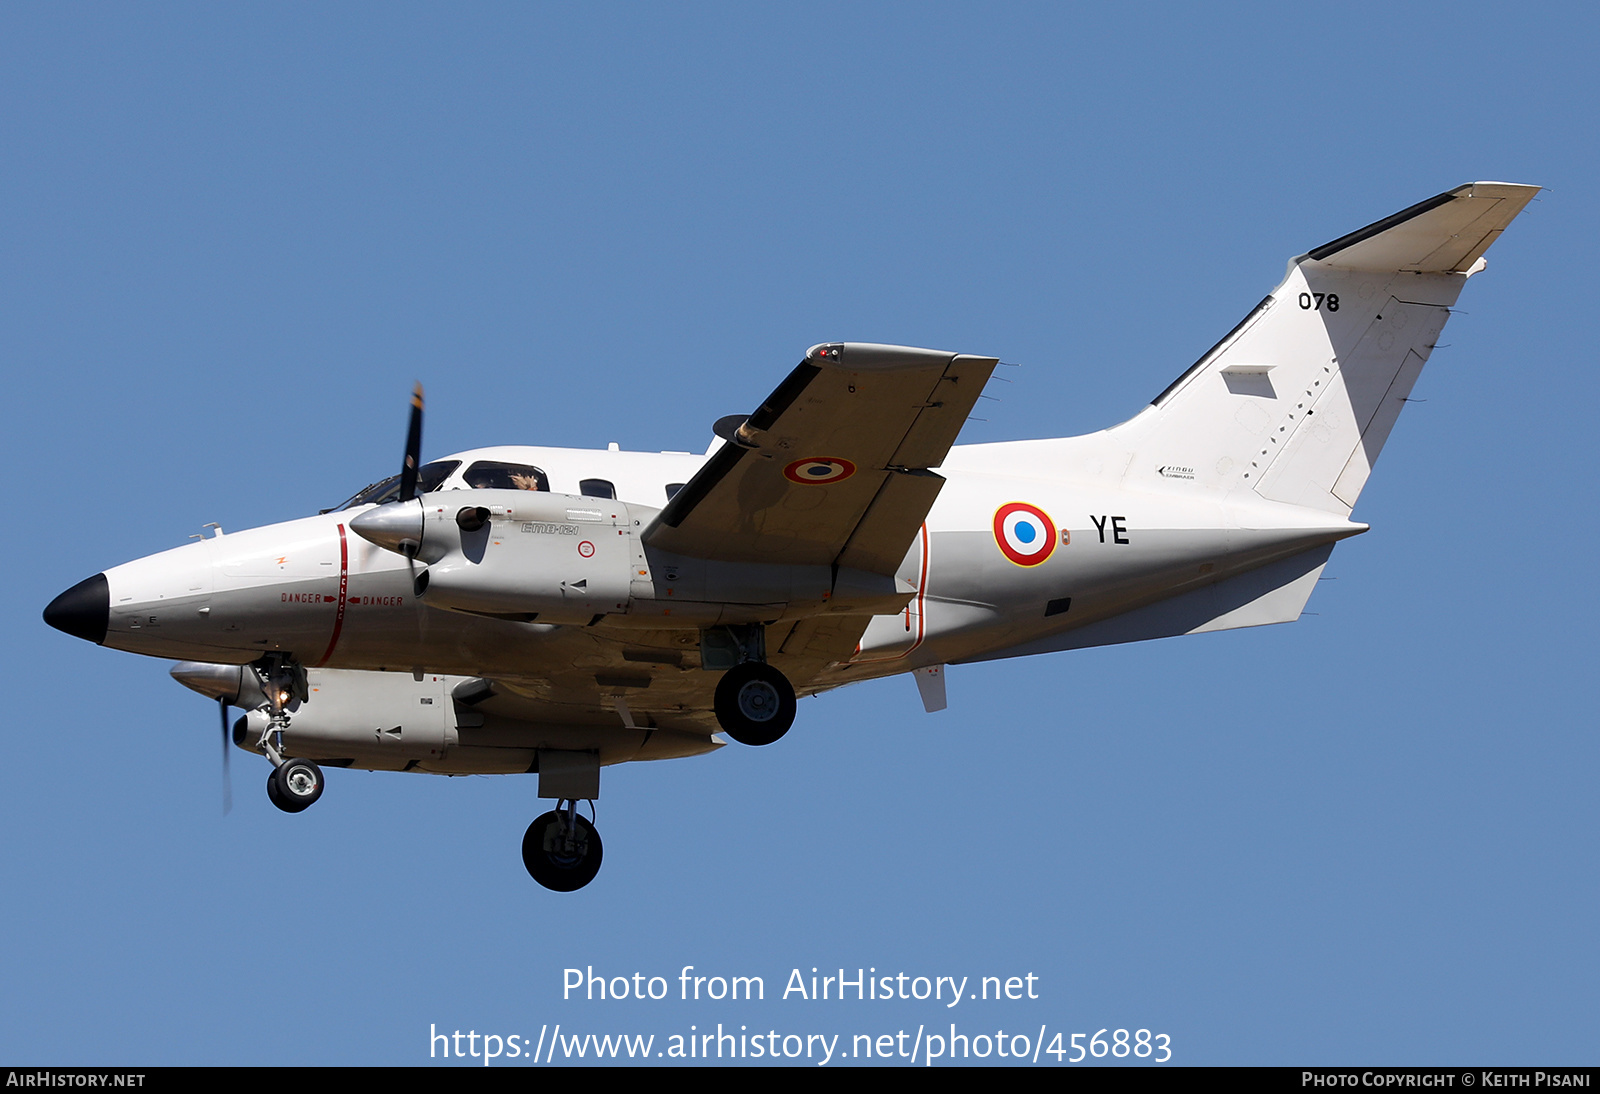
44,183,1538,890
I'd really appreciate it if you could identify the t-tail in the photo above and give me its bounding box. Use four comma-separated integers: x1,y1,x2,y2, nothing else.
1112,182,1539,515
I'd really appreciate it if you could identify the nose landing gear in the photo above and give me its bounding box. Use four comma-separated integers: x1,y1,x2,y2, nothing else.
249,654,325,814
522,800,603,891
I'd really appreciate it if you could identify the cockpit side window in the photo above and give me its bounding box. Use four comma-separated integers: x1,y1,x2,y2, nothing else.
579,478,616,500
336,460,461,510
464,461,549,492
417,460,462,495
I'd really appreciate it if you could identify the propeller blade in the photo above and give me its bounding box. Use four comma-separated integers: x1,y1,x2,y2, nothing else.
398,383,425,503
218,696,233,816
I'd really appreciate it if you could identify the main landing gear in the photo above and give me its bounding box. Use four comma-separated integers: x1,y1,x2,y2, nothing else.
705,624,797,746
522,801,603,891
714,661,796,746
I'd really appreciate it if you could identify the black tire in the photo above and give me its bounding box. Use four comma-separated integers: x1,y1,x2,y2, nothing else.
522,811,603,892
265,769,290,812
270,758,323,813
713,662,796,745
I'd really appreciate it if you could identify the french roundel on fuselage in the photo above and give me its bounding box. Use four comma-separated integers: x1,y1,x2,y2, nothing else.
992,502,1057,567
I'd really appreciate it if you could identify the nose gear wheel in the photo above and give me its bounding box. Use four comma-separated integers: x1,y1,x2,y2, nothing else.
268,757,324,813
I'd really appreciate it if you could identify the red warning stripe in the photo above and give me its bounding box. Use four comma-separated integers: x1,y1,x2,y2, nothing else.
312,523,349,667
850,522,929,664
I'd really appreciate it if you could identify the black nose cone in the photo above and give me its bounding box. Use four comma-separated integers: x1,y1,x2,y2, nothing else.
44,573,109,645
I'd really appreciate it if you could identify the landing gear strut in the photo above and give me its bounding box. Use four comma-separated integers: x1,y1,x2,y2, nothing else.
522,800,603,891
714,661,796,745
249,654,325,814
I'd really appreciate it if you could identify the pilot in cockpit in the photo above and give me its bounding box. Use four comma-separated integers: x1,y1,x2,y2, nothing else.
460,461,550,492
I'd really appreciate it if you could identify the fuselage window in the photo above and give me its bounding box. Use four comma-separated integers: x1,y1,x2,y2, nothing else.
336,460,461,510
464,461,549,492
664,483,686,501
579,478,616,500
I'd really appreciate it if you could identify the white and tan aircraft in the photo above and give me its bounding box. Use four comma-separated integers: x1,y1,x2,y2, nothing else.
44,182,1537,890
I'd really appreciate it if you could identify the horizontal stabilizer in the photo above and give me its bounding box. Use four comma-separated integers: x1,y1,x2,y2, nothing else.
1303,182,1539,273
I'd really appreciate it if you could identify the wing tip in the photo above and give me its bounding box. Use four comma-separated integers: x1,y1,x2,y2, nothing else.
806,342,962,371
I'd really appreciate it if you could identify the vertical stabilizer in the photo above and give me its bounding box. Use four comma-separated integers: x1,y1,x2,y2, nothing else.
1112,182,1538,515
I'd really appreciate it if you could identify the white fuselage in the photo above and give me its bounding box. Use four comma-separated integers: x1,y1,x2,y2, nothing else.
96,433,1362,687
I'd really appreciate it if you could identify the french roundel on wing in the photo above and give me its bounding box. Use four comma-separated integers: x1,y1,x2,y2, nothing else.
783,457,856,485
992,502,1058,567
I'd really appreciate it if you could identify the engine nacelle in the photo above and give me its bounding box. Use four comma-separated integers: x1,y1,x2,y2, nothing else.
219,667,722,774
350,489,913,626
237,669,459,769
412,490,637,624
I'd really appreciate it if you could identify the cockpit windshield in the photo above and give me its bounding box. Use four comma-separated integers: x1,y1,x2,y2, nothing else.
334,460,461,510
463,461,549,491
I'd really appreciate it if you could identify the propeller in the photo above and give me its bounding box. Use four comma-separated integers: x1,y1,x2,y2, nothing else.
218,695,233,816
171,664,243,815
349,385,431,565
399,382,424,504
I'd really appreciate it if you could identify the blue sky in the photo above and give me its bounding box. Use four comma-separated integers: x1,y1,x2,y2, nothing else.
3,3,1596,1066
